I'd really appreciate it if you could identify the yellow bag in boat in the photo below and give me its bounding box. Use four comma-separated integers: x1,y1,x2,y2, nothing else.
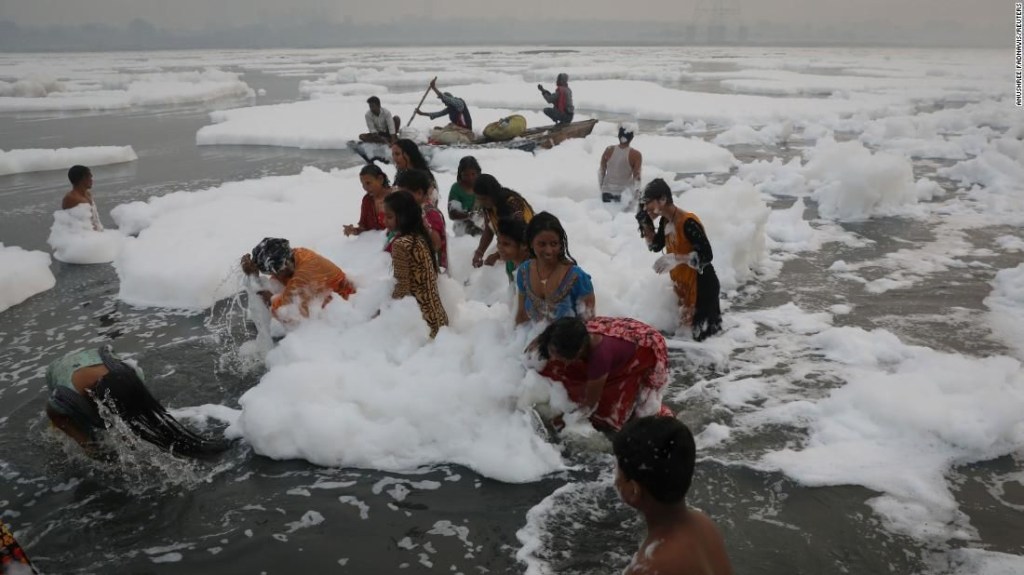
483,115,527,142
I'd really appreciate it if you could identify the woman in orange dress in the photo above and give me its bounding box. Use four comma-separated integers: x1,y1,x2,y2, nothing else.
241,237,355,321
639,179,722,341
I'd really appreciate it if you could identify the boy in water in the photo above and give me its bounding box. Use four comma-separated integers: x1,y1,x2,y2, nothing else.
61,164,102,231
613,416,732,575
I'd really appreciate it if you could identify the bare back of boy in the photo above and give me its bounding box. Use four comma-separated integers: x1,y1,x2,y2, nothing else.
624,509,732,575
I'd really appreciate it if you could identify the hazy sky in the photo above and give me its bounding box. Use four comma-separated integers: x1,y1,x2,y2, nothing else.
0,0,1004,30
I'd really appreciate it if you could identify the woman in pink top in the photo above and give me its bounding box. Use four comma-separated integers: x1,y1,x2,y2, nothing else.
531,316,672,431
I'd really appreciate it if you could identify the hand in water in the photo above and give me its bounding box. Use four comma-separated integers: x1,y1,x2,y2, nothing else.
472,252,484,268
343,224,359,236
653,252,700,274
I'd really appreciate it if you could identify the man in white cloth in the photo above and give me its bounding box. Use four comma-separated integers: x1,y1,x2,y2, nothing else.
360,96,398,143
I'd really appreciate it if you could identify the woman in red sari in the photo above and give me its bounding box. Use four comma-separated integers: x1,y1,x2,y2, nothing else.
531,316,672,431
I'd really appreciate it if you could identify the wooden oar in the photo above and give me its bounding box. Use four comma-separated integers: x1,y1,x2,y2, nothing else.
406,76,437,128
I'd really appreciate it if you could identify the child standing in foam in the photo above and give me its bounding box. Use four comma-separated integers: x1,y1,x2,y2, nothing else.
62,164,102,231
383,191,449,338
495,218,529,285
344,164,391,237
613,416,733,575
395,169,448,273
448,156,483,237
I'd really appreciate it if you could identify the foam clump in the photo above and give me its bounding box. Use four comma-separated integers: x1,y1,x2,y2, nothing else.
47,204,124,264
984,264,1024,361
803,140,924,221
0,146,137,177
0,242,56,313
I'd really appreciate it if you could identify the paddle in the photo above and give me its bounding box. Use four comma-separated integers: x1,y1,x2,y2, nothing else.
406,76,437,128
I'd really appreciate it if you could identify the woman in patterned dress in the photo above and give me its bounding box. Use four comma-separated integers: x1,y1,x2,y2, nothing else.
383,191,449,338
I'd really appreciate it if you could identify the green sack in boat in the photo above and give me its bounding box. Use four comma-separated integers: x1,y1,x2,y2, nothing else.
483,115,527,142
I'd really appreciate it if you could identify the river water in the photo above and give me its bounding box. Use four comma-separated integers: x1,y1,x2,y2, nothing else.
1,47,1022,574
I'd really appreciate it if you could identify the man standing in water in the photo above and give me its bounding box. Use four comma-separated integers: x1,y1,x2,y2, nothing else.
613,416,733,575
360,96,399,143
599,123,643,203
61,164,102,231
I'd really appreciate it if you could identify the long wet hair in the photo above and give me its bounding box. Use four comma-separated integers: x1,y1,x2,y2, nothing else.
474,174,534,219
384,191,439,271
359,162,391,189
394,139,431,172
525,211,577,264
535,317,589,361
457,156,482,185
90,347,228,457
496,218,528,247
639,178,673,252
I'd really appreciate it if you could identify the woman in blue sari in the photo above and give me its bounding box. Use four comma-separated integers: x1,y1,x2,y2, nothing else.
515,211,595,325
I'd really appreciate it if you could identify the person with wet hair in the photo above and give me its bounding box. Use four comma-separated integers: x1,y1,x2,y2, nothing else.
538,73,574,125
448,156,483,237
62,164,102,231
240,237,355,321
640,179,722,341
471,173,535,268
383,191,449,338
495,218,529,284
44,345,228,458
599,122,643,203
529,316,671,431
344,163,391,236
613,416,733,575
515,211,595,325
395,169,448,271
390,139,437,201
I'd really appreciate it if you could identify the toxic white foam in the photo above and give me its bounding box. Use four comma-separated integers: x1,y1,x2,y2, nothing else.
47,204,124,265
0,146,136,177
0,242,55,314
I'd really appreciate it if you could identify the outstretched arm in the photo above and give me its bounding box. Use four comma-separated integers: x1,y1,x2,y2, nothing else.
598,146,612,187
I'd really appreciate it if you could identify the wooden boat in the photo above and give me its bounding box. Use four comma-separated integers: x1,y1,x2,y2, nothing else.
347,118,599,163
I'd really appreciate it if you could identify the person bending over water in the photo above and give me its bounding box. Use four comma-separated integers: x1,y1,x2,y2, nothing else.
384,191,449,338
44,345,227,458
639,179,722,341
529,316,671,431
241,238,355,322
614,416,733,575
515,211,595,325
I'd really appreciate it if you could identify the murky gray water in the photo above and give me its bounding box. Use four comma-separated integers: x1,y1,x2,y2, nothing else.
1,59,1022,575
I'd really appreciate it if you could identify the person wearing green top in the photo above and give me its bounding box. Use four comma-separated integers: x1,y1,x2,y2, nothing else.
448,156,483,237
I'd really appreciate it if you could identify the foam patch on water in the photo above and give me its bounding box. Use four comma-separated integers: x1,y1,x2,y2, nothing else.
0,146,136,176
803,139,927,222
984,264,1024,361
0,242,55,313
47,205,124,264
0,69,253,112
948,548,1024,575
